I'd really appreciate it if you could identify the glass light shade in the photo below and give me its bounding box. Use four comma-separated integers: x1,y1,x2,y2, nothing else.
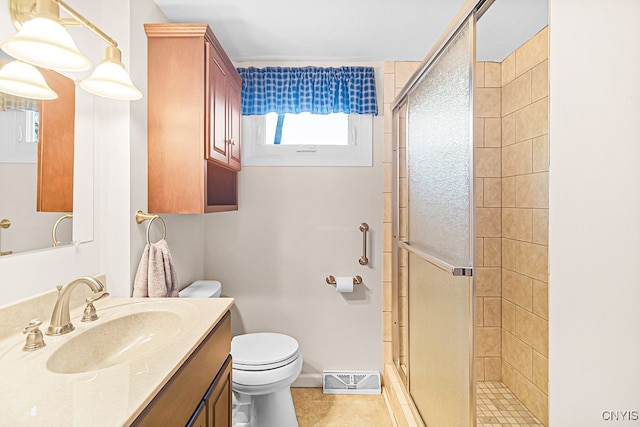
0,17,91,72
79,60,142,100
0,60,58,100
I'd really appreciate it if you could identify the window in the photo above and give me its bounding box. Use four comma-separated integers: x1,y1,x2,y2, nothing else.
237,66,378,166
242,112,372,166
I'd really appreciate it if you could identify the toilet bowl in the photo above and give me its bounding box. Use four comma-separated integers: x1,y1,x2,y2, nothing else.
179,281,302,427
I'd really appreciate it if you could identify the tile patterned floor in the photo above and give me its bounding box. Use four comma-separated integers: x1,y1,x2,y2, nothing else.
477,382,544,427
291,388,393,426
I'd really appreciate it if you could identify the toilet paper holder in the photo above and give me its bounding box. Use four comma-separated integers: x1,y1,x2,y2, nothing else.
326,275,362,285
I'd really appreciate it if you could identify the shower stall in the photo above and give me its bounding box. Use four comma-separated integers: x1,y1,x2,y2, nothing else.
388,0,549,425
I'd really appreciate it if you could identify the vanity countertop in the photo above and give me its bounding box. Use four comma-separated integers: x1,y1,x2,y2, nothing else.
0,296,234,426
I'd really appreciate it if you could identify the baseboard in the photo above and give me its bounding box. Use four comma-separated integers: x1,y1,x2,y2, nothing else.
292,373,322,388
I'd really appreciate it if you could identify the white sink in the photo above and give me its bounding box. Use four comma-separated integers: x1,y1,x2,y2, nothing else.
46,310,182,374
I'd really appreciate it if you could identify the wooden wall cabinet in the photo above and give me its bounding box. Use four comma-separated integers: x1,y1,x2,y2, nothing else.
132,311,232,427
37,69,75,213
145,23,242,214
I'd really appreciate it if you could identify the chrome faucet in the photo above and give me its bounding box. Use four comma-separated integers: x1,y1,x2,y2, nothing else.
46,276,105,336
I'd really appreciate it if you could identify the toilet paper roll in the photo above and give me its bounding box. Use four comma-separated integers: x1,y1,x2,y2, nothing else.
335,276,353,293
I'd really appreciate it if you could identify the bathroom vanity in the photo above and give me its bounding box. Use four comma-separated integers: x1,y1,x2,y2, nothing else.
0,291,234,426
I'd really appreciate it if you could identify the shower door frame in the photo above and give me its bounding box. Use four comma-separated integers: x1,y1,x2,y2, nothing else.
390,0,495,425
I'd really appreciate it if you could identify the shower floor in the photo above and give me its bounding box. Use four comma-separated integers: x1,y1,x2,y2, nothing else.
477,382,543,427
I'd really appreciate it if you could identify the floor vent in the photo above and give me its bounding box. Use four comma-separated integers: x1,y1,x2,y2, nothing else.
322,370,381,394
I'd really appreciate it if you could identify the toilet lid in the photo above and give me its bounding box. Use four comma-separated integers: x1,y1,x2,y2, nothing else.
232,333,300,370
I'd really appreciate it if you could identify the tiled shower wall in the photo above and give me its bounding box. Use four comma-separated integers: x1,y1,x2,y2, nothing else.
500,27,549,424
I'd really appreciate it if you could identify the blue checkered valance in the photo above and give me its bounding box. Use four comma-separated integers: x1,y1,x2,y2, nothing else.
237,66,378,116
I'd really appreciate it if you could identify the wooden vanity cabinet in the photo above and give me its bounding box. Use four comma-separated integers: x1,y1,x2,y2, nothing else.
145,23,242,214
132,311,232,427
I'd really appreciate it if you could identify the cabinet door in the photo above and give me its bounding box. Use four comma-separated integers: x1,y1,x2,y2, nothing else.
207,42,228,165
206,356,232,427
227,77,241,171
187,402,207,427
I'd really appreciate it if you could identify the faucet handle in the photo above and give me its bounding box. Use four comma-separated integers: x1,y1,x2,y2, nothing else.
22,319,46,351
81,292,109,322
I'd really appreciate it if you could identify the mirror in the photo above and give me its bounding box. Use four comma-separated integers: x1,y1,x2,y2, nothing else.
0,54,77,254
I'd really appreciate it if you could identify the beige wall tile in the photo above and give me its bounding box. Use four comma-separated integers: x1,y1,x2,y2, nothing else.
532,280,548,320
483,177,502,207
476,297,485,327
383,62,395,74
502,330,532,379
532,209,549,245
384,132,393,164
515,97,548,142
531,60,549,102
485,62,501,88
484,237,502,267
383,311,392,341
475,88,501,118
503,268,533,310
532,351,549,394
485,357,502,381
383,222,392,253
502,298,516,333
484,297,501,327
502,208,533,242
515,241,548,282
515,306,548,355
502,112,516,146
475,117,485,147
476,237,484,266
384,73,396,103
476,208,502,237
502,238,516,270
475,62,485,89
384,192,392,223
384,102,392,132
383,252,392,282
532,134,549,173
484,117,502,148
476,357,486,381
476,267,501,297
476,148,501,178
502,52,516,86
383,280,392,312
383,162,392,193
476,178,484,207
502,140,533,177
477,327,501,357
502,71,532,116
515,370,549,425
516,172,549,208
515,27,549,77
502,176,516,207
395,62,421,89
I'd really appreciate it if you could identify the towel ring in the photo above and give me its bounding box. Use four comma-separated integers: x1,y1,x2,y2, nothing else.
135,210,167,244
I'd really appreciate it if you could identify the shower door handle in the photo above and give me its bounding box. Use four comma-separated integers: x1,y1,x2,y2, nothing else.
398,241,473,277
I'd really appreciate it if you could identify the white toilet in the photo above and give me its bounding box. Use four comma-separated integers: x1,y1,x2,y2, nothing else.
179,281,302,427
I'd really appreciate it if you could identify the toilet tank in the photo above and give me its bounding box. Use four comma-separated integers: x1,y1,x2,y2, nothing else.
178,280,222,298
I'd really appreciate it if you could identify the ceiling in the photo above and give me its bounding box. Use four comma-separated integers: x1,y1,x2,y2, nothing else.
153,0,547,63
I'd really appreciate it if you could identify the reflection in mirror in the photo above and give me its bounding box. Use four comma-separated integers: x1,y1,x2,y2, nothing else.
0,56,75,255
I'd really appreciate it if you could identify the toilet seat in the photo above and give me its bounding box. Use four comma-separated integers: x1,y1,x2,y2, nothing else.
232,333,300,371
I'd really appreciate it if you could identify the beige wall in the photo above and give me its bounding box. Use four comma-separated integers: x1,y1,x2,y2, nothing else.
500,27,549,424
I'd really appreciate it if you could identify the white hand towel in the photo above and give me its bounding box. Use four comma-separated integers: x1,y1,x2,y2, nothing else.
133,239,179,297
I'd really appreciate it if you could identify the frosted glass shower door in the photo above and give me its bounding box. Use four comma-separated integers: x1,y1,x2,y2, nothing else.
401,15,475,427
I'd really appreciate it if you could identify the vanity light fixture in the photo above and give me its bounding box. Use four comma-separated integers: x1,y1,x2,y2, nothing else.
0,59,58,99
0,0,142,100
